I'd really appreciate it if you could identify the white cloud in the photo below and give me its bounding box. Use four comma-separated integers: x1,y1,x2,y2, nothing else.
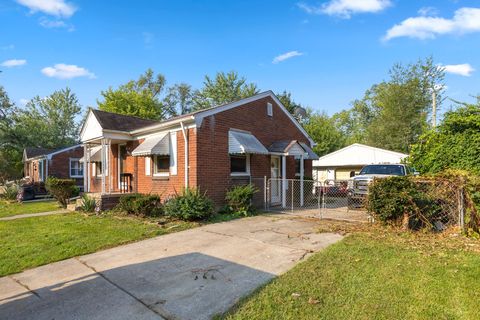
39,17,75,31
41,63,95,79
1,59,27,67
418,6,439,17
384,7,480,40
16,0,77,18
440,64,475,77
298,0,391,18
272,51,304,64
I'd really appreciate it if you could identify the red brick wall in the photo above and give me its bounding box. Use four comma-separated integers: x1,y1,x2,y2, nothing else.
195,96,314,205
49,146,84,186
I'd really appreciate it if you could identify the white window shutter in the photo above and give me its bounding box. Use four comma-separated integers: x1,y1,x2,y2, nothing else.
145,157,151,176
170,132,178,175
92,163,96,176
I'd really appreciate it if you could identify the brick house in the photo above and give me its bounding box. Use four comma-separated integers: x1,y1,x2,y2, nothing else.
23,145,84,187
79,91,318,208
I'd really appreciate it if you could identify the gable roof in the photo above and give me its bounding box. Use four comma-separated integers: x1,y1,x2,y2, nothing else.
23,145,82,161
91,109,158,132
313,143,408,167
130,91,315,145
24,147,54,160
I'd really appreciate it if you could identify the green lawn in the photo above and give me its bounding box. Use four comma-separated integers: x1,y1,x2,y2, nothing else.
0,200,61,218
0,213,199,276
222,231,480,320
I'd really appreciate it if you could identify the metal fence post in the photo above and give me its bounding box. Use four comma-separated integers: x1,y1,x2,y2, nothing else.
264,176,267,212
291,180,294,212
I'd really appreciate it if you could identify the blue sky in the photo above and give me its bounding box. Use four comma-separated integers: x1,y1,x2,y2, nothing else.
1,0,480,116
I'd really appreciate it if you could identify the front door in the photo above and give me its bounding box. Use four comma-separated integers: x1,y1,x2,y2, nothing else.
118,145,128,191
270,156,281,204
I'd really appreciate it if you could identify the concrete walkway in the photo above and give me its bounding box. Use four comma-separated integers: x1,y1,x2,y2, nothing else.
0,214,343,320
0,210,68,221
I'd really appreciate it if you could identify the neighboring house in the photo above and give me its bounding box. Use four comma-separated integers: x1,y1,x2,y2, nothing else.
79,91,318,208
313,143,408,181
23,145,84,187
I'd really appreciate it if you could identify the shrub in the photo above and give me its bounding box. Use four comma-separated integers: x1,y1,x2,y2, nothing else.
2,184,19,201
115,193,163,217
45,177,77,208
224,184,258,216
71,186,81,198
79,194,98,213
164,188,214,221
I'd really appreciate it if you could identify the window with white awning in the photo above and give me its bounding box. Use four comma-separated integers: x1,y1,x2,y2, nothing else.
131,132,170,156
228,130,269,155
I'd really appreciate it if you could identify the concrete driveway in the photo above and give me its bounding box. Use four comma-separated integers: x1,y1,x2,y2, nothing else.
0,214,343,320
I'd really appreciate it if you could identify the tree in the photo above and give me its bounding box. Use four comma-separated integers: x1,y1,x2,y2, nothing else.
193,71,259,110
98,69,174,120
332,57,445,153
409,96,480,174
303,112,346,157
0,87,82,181
18,88,81,149
276,90,310,123
163,83,194,115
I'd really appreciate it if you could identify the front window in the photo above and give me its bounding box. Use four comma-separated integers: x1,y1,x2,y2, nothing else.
70,158,84,178
230,155,250,175
153,155,170,176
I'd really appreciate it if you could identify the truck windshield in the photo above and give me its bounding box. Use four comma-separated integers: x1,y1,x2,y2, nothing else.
359,165,405,176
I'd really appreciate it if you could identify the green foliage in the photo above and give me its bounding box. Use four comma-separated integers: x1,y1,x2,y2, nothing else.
304,112,346,156
98,69,175,120
79,194,97,213
164,188,214,221
224,184,258,216
409,98,480,175
0,86,82,181
2,184,19,201
45,177,77,208
115,193,163,217
332,57,444,153
193,71,259,111
367,176,422,224
164,83,194,115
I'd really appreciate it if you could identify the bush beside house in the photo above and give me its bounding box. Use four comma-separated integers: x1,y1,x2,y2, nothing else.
45,177,77,208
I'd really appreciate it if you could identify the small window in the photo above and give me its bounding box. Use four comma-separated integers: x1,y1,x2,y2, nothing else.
154,155,170,176
230,155,250,175
267,102,273,117
70,158,84,178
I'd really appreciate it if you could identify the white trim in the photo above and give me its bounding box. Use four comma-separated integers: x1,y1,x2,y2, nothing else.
267,102,273,117
169,131,177,175
230,154,250,176
46,145,82,160
145,156,151,176
153,154,170,177
69,158,84,178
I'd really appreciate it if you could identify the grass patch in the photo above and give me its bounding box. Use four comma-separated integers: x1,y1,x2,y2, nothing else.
0,200,60,218
0,209,250,276
222,226,480,320
0,213,198,276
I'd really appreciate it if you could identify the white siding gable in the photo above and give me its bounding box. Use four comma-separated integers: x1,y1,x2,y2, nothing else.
80,111,103,142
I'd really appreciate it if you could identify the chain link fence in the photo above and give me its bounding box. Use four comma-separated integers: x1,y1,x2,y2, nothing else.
245,176,472,229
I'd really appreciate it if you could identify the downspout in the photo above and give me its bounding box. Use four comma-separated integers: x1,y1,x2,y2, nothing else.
180,122,189,189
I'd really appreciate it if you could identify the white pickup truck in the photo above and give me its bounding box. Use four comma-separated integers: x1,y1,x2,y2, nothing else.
348,164,417,208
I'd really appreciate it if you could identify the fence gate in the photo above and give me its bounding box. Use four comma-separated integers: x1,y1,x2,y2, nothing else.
260,178,368,221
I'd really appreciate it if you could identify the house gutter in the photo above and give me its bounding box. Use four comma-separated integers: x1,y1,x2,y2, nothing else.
180,121,189,189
